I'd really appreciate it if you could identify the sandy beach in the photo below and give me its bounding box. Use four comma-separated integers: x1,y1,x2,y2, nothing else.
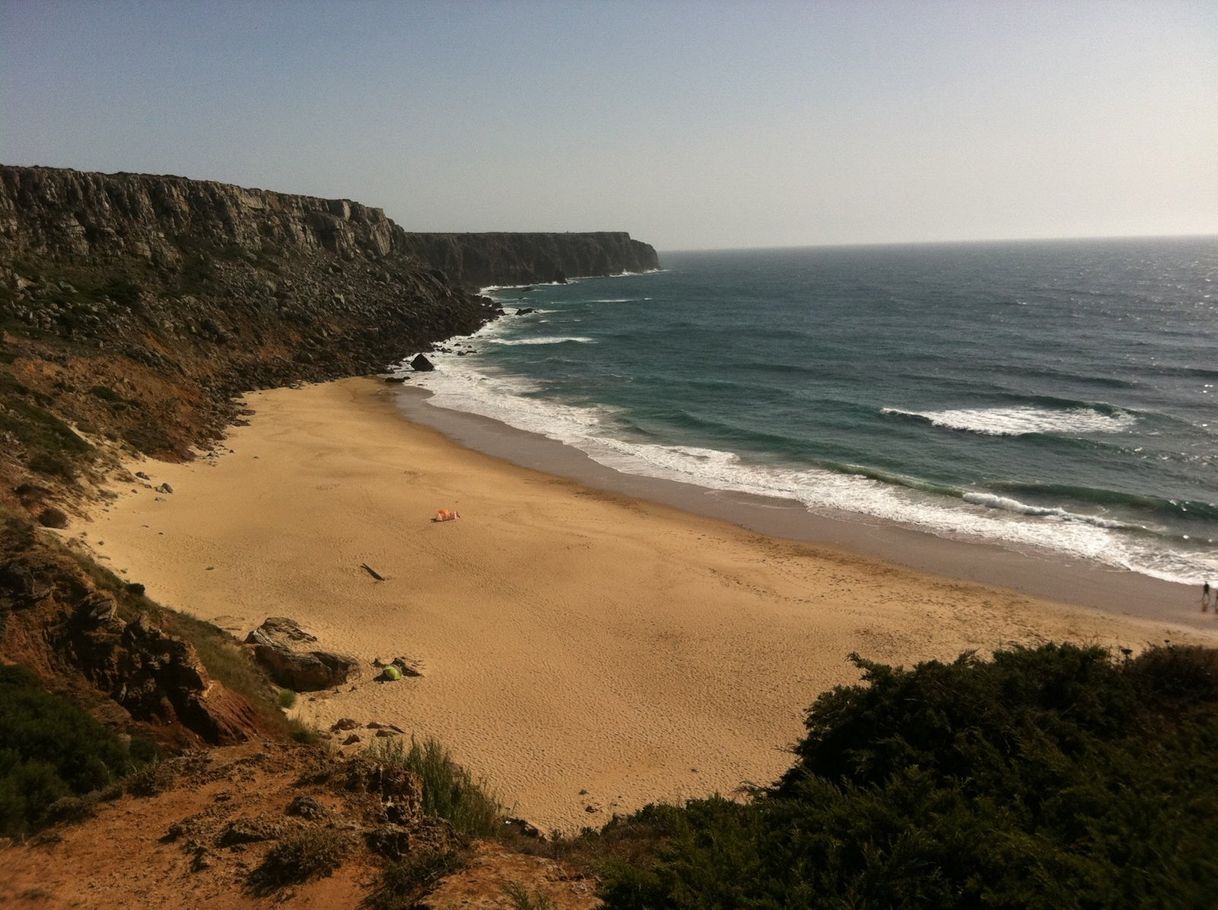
79,377,1217,831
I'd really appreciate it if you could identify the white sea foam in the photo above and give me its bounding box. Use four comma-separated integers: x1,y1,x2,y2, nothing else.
882,405,1136,436
961,492,1132,529
400,344,1218,586
489,336,594,346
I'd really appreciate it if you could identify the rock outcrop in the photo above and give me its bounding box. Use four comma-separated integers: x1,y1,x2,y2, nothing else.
245,616,359,691
397,230,660,289
0,165,659,494
0,514,263,746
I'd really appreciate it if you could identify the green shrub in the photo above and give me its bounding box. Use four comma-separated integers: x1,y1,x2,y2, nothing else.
503,882,557,910
0,664,135,835
595,644,1218,908
363,737,503,837
250,827,354,890
368,847,469,910
125,760,175,797
278,689,297,709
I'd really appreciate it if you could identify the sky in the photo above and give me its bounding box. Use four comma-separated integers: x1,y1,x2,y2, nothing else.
2,1,1216,251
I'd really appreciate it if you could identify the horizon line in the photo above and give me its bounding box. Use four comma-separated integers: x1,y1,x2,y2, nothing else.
659,232,1218,256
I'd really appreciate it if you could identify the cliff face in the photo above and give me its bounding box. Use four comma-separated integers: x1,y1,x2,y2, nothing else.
0,165,660,824
0,164,660,479
397,231,660,289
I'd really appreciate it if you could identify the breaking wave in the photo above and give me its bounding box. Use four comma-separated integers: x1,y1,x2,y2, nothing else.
881,404,1136,436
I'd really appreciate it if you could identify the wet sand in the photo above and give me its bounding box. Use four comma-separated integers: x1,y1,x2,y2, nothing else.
80,377,1217,831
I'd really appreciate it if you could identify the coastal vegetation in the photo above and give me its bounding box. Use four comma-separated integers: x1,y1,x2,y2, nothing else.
364,736,503,837
570,643,1218,907
0,663,145,835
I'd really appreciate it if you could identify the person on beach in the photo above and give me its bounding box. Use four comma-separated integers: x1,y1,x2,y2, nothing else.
1204,581,1212,612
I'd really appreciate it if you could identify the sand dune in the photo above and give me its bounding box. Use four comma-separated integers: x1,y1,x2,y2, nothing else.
80,378,1216,831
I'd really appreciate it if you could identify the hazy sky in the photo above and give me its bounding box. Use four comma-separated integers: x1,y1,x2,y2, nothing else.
2,1,1216,250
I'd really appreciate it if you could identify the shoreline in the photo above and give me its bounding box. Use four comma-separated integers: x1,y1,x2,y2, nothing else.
79,377,1217,831
396,385,1207,633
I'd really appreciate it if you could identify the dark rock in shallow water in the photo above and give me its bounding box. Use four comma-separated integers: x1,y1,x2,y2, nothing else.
410,353,434,372
515,307,535,316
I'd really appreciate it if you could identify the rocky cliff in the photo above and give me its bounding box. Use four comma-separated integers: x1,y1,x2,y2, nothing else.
397,230,660,289
0,164,659,480
0,163,659,758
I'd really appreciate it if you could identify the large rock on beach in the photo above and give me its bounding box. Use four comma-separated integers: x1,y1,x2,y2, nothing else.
245,617,358,691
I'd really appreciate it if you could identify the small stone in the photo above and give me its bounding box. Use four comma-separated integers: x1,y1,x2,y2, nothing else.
342,733,361,746
331,718,359,732
155,483,173,494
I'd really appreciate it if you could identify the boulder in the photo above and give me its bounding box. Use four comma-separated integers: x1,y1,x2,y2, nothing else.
515,307,535,316
245,617,358,691
409,353,434,372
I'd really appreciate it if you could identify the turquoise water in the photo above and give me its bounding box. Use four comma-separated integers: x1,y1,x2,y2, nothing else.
406,237,1218,585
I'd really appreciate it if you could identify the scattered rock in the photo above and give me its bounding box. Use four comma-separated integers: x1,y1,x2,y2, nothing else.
503,817,543,839
375,728,397,738
189,848,212,872
217,817,284,847
383,374,407,383
155,482,174,494
135,471,151,480
390,656,424,677
342,734,361,746
331,717,359,732
515,307,535,316
126,582,146,596
409,353,434,372
366,721,404,733
365,818,456,860
286,795,328,820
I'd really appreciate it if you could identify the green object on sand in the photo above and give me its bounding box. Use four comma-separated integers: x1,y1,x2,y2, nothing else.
382,665,402,681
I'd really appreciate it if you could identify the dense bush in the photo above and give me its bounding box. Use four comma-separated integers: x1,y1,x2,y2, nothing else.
595,644,1218,908
0,664,136,835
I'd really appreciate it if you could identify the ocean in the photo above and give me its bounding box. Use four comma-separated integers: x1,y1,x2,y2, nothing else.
402,237,1218,587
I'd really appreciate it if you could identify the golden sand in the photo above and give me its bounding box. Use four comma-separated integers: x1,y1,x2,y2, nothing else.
80,378,1215,831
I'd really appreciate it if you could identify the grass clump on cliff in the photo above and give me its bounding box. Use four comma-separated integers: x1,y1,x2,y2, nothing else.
589,643,1218,908
364,737,503,837
368,847,470,910
0,664,140,835
250,827,355,891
